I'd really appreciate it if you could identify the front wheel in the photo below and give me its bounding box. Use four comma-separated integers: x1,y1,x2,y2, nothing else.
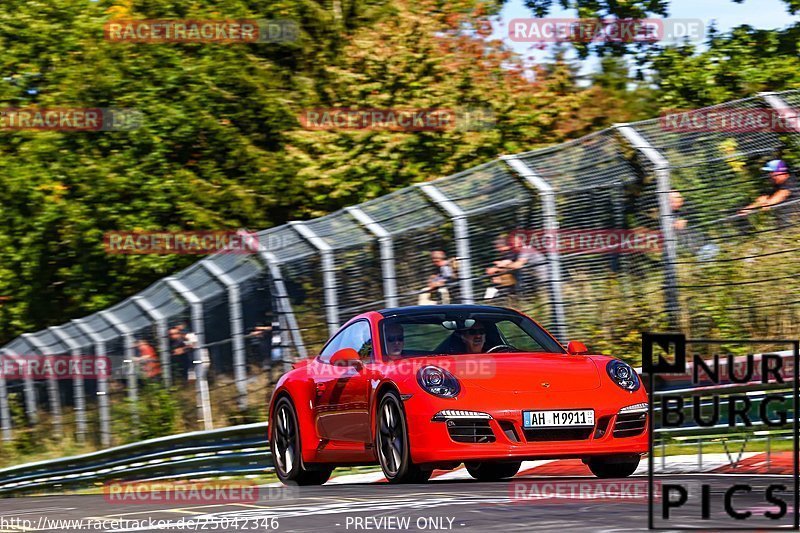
586,455,640,478
271,396,333,486
466,461,521,481
376,391,432,483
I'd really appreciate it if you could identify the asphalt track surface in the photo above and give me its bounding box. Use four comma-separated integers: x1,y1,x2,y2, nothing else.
0,474,795,533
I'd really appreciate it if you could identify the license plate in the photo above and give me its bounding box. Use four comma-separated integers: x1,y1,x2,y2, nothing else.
523,409,595,428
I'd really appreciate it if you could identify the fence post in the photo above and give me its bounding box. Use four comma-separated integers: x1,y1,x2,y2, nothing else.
72,319,111,448
49,326,87,444
760,92,800,133
259,251,307,369
21,334,63,438
165,277,213,431
289,221,340,336
202,260,248,412
417,183,474,304
22,360,37,424
132,296,171,387
502,155,567,342
8,341,39,424
100,310,139,429
0,349,12,442
616,123,681,329
345,206,398,308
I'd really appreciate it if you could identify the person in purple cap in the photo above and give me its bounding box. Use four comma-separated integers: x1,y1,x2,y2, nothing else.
739,159,797,215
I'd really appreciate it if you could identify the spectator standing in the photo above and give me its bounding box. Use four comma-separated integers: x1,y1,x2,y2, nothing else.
670,190,718,260
247,323,273,370
271,322,284,366
183,329,199,381
135,339,161,380
168,326,189,382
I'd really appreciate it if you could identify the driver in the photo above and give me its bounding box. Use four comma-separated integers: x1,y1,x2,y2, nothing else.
458,321,486,354
385,323,405,357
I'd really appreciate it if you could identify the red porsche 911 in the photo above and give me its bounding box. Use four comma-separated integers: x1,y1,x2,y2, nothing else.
269,305,648,485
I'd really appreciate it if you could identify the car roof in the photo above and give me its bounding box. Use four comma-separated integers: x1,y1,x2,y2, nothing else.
377,304,517,317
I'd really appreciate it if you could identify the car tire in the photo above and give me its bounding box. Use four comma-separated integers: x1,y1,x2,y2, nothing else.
376,391,432,484
586,455,640,478
465,461,522,481
271,396,333,486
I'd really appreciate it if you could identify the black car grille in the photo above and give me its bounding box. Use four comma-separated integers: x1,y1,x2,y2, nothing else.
446,419,496,443
523,428,593,442
613,412,647,438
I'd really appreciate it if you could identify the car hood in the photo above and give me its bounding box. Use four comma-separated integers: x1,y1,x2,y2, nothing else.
397,352,602,393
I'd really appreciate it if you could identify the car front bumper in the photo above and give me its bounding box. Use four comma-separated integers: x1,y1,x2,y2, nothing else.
404,387,649,465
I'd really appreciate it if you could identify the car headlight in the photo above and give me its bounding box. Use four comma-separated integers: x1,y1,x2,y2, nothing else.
606,360,640,392
417,365,460,398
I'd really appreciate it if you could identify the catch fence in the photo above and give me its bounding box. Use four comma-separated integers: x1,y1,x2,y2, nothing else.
1,90,798,447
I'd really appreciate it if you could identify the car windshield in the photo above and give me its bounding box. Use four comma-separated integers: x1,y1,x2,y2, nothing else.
379,310,564,357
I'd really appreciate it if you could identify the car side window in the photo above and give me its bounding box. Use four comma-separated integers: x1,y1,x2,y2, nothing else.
319,320,374,363
341,320,374,361
319,331,345,363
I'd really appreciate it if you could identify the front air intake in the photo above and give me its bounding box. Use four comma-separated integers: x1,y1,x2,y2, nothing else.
446,419,496,443
613,412,647,438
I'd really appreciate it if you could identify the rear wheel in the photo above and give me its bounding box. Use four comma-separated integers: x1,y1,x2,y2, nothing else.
465,461,521,481
376,391,432,483
271,397,333,486
586,455,640,478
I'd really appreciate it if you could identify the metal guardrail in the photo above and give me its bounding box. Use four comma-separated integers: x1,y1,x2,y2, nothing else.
0,422,270,496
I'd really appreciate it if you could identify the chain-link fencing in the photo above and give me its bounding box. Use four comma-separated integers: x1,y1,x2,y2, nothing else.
1,90,798,448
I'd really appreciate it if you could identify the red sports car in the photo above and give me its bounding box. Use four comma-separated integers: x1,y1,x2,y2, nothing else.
269,305,648,485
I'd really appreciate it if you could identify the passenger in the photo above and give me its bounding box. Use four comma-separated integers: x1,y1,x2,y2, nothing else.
385,323,405,357
458,321,486,354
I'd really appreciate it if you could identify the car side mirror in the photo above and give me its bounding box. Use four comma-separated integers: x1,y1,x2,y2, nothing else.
567,341,588,355
330,348,363,369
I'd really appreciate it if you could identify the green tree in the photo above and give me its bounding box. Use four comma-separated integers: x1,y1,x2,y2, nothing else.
0,0,624,342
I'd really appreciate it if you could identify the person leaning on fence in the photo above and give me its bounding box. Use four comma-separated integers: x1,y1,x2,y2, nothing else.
418,250,456,305
484,235,526,300
135,339,161,380
738,159,798,217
